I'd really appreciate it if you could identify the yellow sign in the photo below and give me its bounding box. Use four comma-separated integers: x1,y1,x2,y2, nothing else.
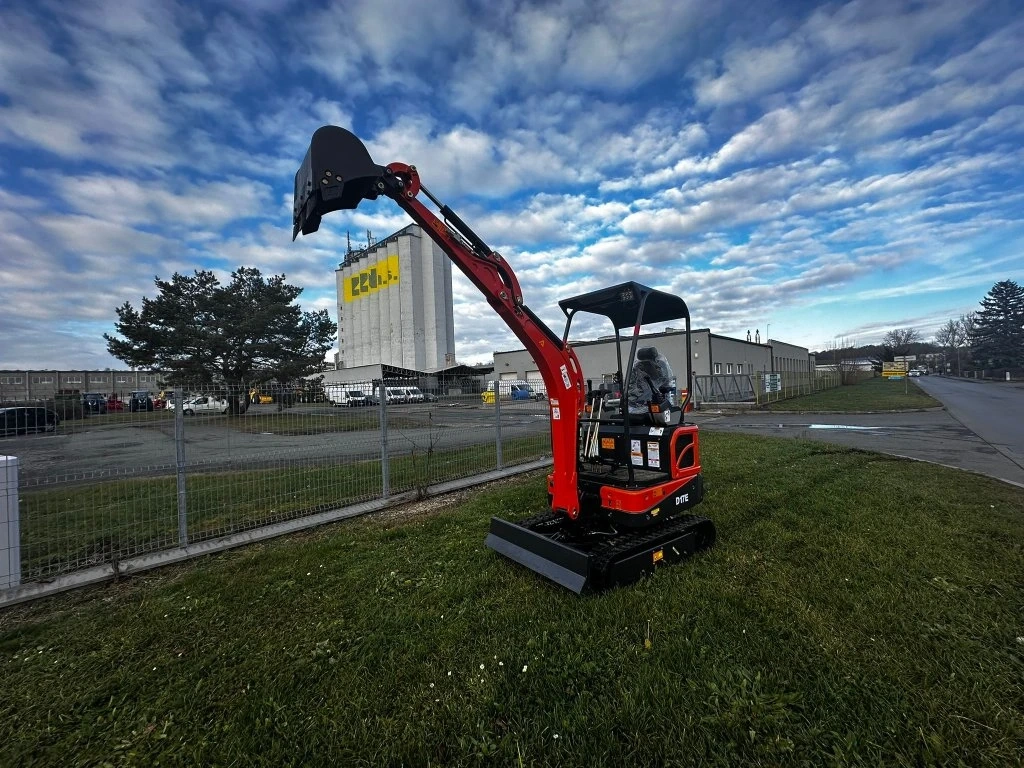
601,437,615,450
344,255,399,302
882,362,908,378
652,549,664,563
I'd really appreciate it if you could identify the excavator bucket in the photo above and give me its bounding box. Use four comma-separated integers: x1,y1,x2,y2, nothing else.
293,126,385,240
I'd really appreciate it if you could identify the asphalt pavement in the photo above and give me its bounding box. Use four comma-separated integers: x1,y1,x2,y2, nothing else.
691,377,1024,488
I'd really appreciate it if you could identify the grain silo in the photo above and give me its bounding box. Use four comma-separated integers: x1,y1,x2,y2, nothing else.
335,224,455,370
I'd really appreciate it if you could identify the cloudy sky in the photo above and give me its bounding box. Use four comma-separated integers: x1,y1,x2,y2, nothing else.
1,0,1022,371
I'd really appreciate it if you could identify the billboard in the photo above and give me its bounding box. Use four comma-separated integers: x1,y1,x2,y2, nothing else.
343,255,399,302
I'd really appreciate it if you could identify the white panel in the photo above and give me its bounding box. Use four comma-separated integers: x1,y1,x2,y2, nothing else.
1,456,20,590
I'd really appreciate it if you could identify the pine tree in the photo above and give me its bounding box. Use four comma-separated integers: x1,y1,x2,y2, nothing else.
969,280,1024,369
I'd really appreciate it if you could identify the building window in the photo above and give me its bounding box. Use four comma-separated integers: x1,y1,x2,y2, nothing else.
714,363,721,375
90,375,109,384
32,376,55,384
65,376,82,384
726,363,733,375
116,375,130,384
0,376,23,385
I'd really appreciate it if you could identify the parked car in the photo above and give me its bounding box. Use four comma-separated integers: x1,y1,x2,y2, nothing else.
182,395,229,415
82,392,107,414
481,380,543,404
106,395,125,412
128,390,155,412
1,407,59,437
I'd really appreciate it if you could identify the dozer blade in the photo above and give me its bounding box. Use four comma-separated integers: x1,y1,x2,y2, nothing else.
486,517,591,593
486,513,715,594
293,126,385,240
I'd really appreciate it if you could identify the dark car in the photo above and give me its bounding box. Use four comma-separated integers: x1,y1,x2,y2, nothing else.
82,393,107,414
128,390,154,412
1,407,60,437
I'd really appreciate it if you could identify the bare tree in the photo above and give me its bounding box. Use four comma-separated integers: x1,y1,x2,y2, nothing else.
825,336,861,385
934,318,967,376
882,328,921,358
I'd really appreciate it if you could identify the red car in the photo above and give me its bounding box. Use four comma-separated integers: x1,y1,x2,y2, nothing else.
106,396,125,412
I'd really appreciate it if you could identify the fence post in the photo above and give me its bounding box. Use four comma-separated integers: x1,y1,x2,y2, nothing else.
494,384,503,470
174,386,188,546
378,380,390,498
1,455,20,590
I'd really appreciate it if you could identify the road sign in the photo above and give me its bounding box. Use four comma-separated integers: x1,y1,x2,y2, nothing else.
882,362,908,379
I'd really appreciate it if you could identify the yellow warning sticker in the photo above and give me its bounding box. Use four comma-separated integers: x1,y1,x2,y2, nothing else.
601,437,615,450
652,549,664,563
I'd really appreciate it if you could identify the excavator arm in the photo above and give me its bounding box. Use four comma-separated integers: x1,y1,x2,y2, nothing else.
293,126,584,518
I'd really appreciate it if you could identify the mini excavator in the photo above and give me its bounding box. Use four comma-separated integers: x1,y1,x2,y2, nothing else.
293,126,715,592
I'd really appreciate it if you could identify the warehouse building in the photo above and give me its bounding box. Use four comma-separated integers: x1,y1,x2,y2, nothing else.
0,370,161,402
336,224,456,371
491,329,815,404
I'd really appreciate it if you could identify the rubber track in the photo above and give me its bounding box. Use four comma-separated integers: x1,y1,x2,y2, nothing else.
590,514,715,576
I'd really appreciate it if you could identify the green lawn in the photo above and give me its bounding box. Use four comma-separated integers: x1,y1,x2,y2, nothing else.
2,432,1022,766
766,375,941,412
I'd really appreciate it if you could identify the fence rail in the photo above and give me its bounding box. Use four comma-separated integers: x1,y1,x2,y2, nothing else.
694,370,841,405
1,379,552,596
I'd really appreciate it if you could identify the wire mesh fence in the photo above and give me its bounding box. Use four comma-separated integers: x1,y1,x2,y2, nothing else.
1,377,553,588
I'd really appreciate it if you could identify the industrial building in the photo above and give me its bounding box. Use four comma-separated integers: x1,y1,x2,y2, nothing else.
0,370,161,402
492,329,815,404
335,224,456,371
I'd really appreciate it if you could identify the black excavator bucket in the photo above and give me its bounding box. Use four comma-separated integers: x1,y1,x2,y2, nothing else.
293,126,385,240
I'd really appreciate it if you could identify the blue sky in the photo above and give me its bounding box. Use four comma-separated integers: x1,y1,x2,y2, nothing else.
1,0,1022,370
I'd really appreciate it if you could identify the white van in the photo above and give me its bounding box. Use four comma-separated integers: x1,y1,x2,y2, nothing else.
402,386,425,403
327,386,369,407
385,387,407,404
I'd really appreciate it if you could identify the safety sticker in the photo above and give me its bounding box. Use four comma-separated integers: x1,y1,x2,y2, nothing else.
560,364,572,390
552,407,561,420
550,398,559,407
600,437,615,450
648,427,664,436
647,441,661,468
630,440,643,465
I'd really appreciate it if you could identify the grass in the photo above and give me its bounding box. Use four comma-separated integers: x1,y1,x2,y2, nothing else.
2,432,1022,766
765,375,941,412
17,434,552,579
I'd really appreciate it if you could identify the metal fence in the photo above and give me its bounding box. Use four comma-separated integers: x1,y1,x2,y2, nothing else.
1,379,552,596
695,370,841,405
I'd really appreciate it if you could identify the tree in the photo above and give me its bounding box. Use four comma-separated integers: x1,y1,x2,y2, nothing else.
882,328,921,360
934,318,967,376
105,268,337,407
969,280,1024,370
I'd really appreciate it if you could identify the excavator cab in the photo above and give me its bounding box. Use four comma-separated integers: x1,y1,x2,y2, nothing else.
292,125,714,593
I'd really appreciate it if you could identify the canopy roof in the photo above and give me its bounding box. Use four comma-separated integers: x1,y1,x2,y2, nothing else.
559,282,691,330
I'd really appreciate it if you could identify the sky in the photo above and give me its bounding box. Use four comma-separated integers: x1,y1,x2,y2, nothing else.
1,0,1023,371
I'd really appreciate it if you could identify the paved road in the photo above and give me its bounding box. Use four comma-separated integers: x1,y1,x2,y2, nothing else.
914,375,1024,470
692,379,1024,488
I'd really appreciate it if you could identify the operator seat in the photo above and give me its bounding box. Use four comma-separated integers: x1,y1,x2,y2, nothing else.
626,346,675,425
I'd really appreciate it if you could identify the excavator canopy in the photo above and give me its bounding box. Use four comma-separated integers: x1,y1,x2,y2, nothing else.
293,126,384,240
